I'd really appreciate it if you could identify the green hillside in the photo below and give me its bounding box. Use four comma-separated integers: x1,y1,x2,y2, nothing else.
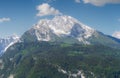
0,42,120,78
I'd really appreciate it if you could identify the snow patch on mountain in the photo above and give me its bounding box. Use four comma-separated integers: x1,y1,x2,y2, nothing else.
112,31,120,39
8,74,14,78
58,67,86,78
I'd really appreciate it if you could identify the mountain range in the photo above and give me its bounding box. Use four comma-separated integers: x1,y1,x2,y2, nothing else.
0,15,120,78
1,15,120,55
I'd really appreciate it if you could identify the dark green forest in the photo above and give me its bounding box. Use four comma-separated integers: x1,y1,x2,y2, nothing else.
0,42,120,78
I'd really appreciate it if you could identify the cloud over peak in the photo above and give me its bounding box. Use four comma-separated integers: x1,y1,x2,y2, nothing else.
36,3,61,17
0,18,11,23
82,0,120,6
74,0,120,6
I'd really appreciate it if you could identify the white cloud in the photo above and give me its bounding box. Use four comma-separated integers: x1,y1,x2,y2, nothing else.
82,0,120,6
0,18,11,23
36,3,61,17
75,0,80,3
112,31,120,39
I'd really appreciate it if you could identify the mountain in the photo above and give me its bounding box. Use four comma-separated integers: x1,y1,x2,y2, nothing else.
0,34,19,55
0,15,120,78
22,15,94,43
22,15,120,48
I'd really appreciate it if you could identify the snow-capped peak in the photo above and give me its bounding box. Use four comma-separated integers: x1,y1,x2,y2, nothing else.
49,15,77,35
30,15,95,43
50,15,94,36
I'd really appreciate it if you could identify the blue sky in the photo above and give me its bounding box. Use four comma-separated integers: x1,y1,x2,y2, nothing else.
0,0,120,37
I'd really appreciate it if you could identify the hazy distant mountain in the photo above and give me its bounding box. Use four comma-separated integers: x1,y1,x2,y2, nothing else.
0,35,19,55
